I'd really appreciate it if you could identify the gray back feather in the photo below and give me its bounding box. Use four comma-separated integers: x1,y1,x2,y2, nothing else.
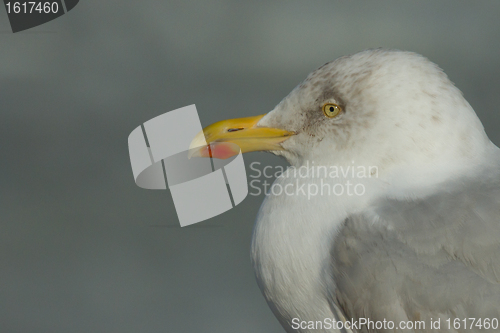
331,170,500,332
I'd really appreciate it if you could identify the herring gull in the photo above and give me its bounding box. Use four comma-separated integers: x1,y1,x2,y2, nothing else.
190,49,500,332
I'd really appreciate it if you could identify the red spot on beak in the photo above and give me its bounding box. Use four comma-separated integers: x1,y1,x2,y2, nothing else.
209,142,240,159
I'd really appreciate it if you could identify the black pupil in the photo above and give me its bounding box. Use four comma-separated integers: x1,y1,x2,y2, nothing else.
329,106,334,112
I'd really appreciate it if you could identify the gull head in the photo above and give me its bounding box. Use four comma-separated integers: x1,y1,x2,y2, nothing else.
190,49,490,185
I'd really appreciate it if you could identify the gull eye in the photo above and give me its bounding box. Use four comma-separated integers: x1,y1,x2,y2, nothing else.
322,103,341,118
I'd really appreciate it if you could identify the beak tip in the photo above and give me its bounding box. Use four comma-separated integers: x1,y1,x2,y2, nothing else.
188,129,208,153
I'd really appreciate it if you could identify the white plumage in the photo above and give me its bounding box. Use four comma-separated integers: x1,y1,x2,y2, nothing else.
249,49,500,332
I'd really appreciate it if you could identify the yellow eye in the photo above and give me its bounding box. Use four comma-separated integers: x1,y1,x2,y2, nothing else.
322,103,341,118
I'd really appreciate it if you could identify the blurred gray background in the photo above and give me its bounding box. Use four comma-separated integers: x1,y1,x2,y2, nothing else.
1,1,499,332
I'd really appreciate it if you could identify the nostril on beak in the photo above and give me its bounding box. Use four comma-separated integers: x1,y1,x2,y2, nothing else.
227,128,244,132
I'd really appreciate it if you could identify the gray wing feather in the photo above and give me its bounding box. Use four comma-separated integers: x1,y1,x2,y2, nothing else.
331,174,500,332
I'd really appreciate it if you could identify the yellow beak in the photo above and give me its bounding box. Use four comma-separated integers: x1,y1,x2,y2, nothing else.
189,114,294,159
